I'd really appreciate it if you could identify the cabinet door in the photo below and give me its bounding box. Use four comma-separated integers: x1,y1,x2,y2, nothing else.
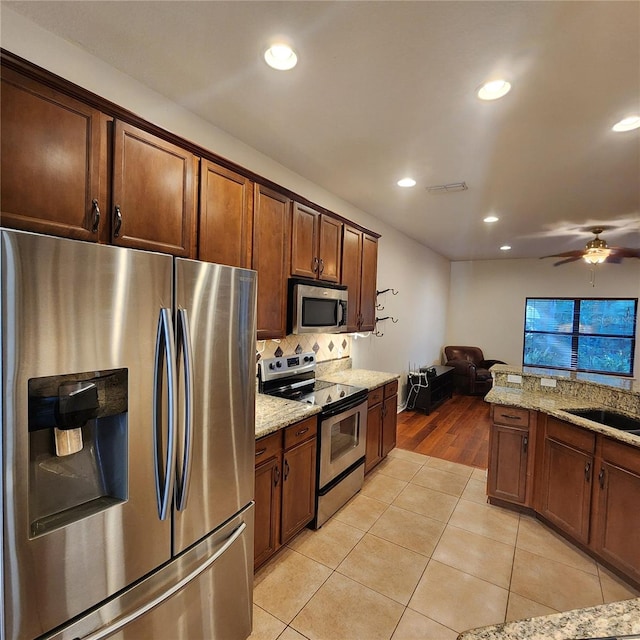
254,456,281,569
253,185,291,340
199,161,252,268
365,402,383,474
592,439,640,583
1,67,106,241
281,439,317,543
341,225,362,332
360,234,378,331
488,425,529,504
318,215,342,283
539,437,593,545
381,394,398,457
112,121,197,256
291,203,318,279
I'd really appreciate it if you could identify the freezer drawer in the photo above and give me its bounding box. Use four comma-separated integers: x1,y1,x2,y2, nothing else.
44,504,254,640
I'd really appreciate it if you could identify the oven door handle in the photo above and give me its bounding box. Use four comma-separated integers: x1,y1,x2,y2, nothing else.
321,393,368,419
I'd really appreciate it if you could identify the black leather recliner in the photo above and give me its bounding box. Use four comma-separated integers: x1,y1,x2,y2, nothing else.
443,346,506,395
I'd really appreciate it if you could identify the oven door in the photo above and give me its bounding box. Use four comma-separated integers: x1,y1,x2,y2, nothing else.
318,397,367,489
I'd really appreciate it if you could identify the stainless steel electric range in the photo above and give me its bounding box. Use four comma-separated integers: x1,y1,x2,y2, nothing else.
259,352,368,528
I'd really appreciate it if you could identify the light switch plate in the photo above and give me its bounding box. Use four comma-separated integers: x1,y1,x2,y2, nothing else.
507,374,523,384
541,378,557,388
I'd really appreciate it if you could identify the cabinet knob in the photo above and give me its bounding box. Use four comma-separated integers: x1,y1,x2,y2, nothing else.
91,198,100,233
598,466,606,489
283,459,290,481
584,461,591,483
313,257,319,273
319,258,325,274
114,205,123,237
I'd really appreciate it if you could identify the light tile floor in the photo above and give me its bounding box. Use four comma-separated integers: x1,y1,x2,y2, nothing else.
251,449,639,640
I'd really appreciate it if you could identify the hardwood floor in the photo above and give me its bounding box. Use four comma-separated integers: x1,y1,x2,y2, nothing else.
396,393,491,469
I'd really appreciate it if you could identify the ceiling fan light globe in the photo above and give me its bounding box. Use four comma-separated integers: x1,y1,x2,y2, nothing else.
583,248,611,264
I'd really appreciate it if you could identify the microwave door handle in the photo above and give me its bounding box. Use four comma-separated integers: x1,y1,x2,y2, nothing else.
338,300,346,326
153,308,177,521
176,308,194,512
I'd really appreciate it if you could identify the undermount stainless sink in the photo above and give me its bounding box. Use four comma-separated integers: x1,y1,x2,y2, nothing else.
564,408,640,435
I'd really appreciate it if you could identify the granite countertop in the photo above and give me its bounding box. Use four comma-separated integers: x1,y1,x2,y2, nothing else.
255,367,400,439
457,597,640,640
255,393,321,439
485,386,640,449
316,368,400,390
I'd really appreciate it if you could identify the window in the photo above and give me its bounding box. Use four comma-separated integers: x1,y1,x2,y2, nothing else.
523,298,637,376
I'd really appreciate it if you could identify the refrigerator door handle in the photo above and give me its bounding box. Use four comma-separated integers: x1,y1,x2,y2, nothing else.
176,307,194,511
153,308,178,521
78,522,247,640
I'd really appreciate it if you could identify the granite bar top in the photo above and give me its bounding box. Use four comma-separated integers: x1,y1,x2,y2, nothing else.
457,597,640,640
255,393,321,440
485,386,640,448
316,368,400,390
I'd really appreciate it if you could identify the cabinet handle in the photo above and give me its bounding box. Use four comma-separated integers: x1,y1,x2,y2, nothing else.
312,257,319,273
91,198,100,233
295,427,309,437
274,464,280,487
584,461,591,482
319,258,325,274
598,467,605,489
502,414,522,421
523,436,528,453
255,447,267,457
114,205,123,237
283,459,290,481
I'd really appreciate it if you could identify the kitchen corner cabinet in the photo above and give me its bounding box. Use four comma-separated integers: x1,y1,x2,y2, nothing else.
198,161,253,268
112,121,197,257
341,226,378,332
254,416,317,570
252,185,291,340
1,66,109,243
291,203,342,282
488,405,536,506
365,380,398,474
591,437,640,584
536,416,595,546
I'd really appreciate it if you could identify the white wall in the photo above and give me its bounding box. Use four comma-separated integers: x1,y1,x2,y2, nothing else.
2,7,451,393
448,258,640,374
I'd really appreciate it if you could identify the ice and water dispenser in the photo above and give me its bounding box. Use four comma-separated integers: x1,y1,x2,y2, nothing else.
28,369,128,537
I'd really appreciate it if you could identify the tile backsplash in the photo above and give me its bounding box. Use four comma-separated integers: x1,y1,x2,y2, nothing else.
257,333,351,363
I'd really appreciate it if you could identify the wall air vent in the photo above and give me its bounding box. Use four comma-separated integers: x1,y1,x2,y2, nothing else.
426,181,468,193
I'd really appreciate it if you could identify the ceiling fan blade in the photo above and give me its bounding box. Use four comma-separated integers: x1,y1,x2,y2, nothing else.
552,255,583,266
540,250,584,259
608,247,640,259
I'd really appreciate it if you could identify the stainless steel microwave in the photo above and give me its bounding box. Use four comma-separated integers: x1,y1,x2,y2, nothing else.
289,279,348,334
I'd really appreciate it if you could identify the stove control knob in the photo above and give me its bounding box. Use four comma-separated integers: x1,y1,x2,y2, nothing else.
276,361,283,368
268,362,276,370
304,355,314,363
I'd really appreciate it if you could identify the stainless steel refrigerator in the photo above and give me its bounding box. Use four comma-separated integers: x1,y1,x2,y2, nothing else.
1,229,257,639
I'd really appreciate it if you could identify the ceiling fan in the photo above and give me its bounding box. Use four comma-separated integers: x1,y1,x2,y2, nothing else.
542,227,640,266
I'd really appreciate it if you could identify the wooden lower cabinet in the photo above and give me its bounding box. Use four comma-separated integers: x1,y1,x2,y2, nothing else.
488,405,535,506
591,437,640,584
254,417,317,570
537,416,595,546
365,381,398,473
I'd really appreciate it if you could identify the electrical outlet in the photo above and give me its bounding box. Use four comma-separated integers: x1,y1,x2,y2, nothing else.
507,374,523,384
541,378,557,388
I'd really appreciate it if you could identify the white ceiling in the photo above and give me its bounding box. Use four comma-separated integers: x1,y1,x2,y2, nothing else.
5,1,640,261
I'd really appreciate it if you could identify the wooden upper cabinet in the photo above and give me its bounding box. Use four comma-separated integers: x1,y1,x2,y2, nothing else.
1,67,108,242
112,121,197,257
360,234,378,331
199,161,253,267
291,203,341,282
252,185,291,340
341,225,363,332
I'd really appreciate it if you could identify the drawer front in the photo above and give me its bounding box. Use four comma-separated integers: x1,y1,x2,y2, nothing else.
284,417,317,450
384,379,398,398
547,416,596,453
493,405,530,428
255,431,282,466
600,436,640,474
368,387,384,406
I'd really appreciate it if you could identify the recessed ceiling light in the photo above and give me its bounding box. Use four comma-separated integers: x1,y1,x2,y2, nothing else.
397,178,416,188
484,216,499,223
264,43,297,70
477,80,511,101
500,245,512,251
612,116,640,132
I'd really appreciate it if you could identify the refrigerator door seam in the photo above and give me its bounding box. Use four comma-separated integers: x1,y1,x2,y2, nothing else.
78,522,247,640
